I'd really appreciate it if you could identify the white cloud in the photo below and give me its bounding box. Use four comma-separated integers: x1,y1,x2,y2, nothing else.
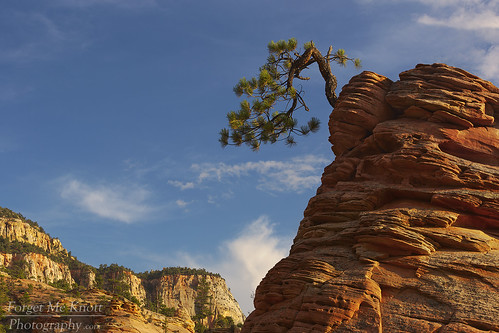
418,7,499,30
135,216,292,315
188,154,329,194
415,0,483,8
168,180,195,190
180,216,292,315
411,0,499,82
220,216,290,289
358,0,499,83
217,216,292,314
175,199,189,208
410,0,499,30
59,178,152,223
476,45,499,80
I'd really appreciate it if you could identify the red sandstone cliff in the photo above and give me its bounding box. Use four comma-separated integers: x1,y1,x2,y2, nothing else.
242,64,499,332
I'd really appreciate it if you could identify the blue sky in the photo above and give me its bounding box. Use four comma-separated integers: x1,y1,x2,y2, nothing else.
1,0,498,314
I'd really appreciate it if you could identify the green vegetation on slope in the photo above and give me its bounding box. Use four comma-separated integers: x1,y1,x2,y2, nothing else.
0,206,46,233
0,238,70,265
137,267,221,280
0,206,239,328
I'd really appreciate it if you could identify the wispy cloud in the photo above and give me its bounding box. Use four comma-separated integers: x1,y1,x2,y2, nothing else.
175,199,190,208
59,178,153,223
475,45,499,80
168,180,195,191
413,0,499,82
218,216,290,289
169,155,328,194
417,2,499,30
175,216,292,314
0,12,68,63
359,0,499,83
124,215,292,314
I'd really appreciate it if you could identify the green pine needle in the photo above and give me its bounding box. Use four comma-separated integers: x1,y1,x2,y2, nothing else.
222,38,360,150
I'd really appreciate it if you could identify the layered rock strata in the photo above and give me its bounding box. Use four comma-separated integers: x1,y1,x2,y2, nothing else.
100,270,245,325
147,274,246,325
0,218,67,256
0,215,245,327
0,252,74,285
0,217,74,286
243,64,499,332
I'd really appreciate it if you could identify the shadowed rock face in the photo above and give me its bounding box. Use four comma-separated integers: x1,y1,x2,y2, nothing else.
242,64,499,333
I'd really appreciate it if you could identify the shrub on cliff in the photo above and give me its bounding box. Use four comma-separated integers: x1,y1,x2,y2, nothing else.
6,258,27,279
137,266,220,280
194,276,212,321
96,264,133,300
0,206,45,233
159,304,176,317
0,238,71,267
214,315,235,328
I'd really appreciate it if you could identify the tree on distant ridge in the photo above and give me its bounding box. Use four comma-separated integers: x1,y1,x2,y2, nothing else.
219,38,361,151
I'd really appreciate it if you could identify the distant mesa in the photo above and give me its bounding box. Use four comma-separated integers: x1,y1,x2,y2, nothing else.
242,64,499,332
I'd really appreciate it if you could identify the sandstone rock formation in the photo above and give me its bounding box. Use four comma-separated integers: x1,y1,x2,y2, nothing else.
0,275,185,333
0,217,67,256
123,270,148,304
147,274,246,325
243,64,499,332
0,217,75,286
71,265,97,288
99,268,245,326
22,253,73,285
0,209,245,330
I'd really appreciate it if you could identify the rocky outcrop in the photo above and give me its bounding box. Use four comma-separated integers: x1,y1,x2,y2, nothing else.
0,252,74,286
0,217,74,286
123,270,147,304
24,253,74,285
71,266,96,288
243,64,499,332
0,217,67,256
0,214,245,328
149,274,245,325
0,211,245,331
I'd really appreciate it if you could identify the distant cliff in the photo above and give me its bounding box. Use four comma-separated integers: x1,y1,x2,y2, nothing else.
0,216,74,286
0,206,245,331
0,217,67,255
141,272,246,325
85,264,245,326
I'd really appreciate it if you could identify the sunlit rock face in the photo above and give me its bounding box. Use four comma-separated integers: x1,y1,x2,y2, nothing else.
146,274,246,325
0,218,68,256
0,218,74,286
242,64,499,333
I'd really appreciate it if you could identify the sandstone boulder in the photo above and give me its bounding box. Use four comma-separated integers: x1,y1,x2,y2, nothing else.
242,64,499,332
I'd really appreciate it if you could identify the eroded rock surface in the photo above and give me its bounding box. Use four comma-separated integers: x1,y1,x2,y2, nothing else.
0,218,67,256
243,64,499,332
148,274,246,325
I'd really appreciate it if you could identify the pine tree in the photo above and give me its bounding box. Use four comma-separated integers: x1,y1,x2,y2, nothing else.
220,38,361,151
193,276,212,330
